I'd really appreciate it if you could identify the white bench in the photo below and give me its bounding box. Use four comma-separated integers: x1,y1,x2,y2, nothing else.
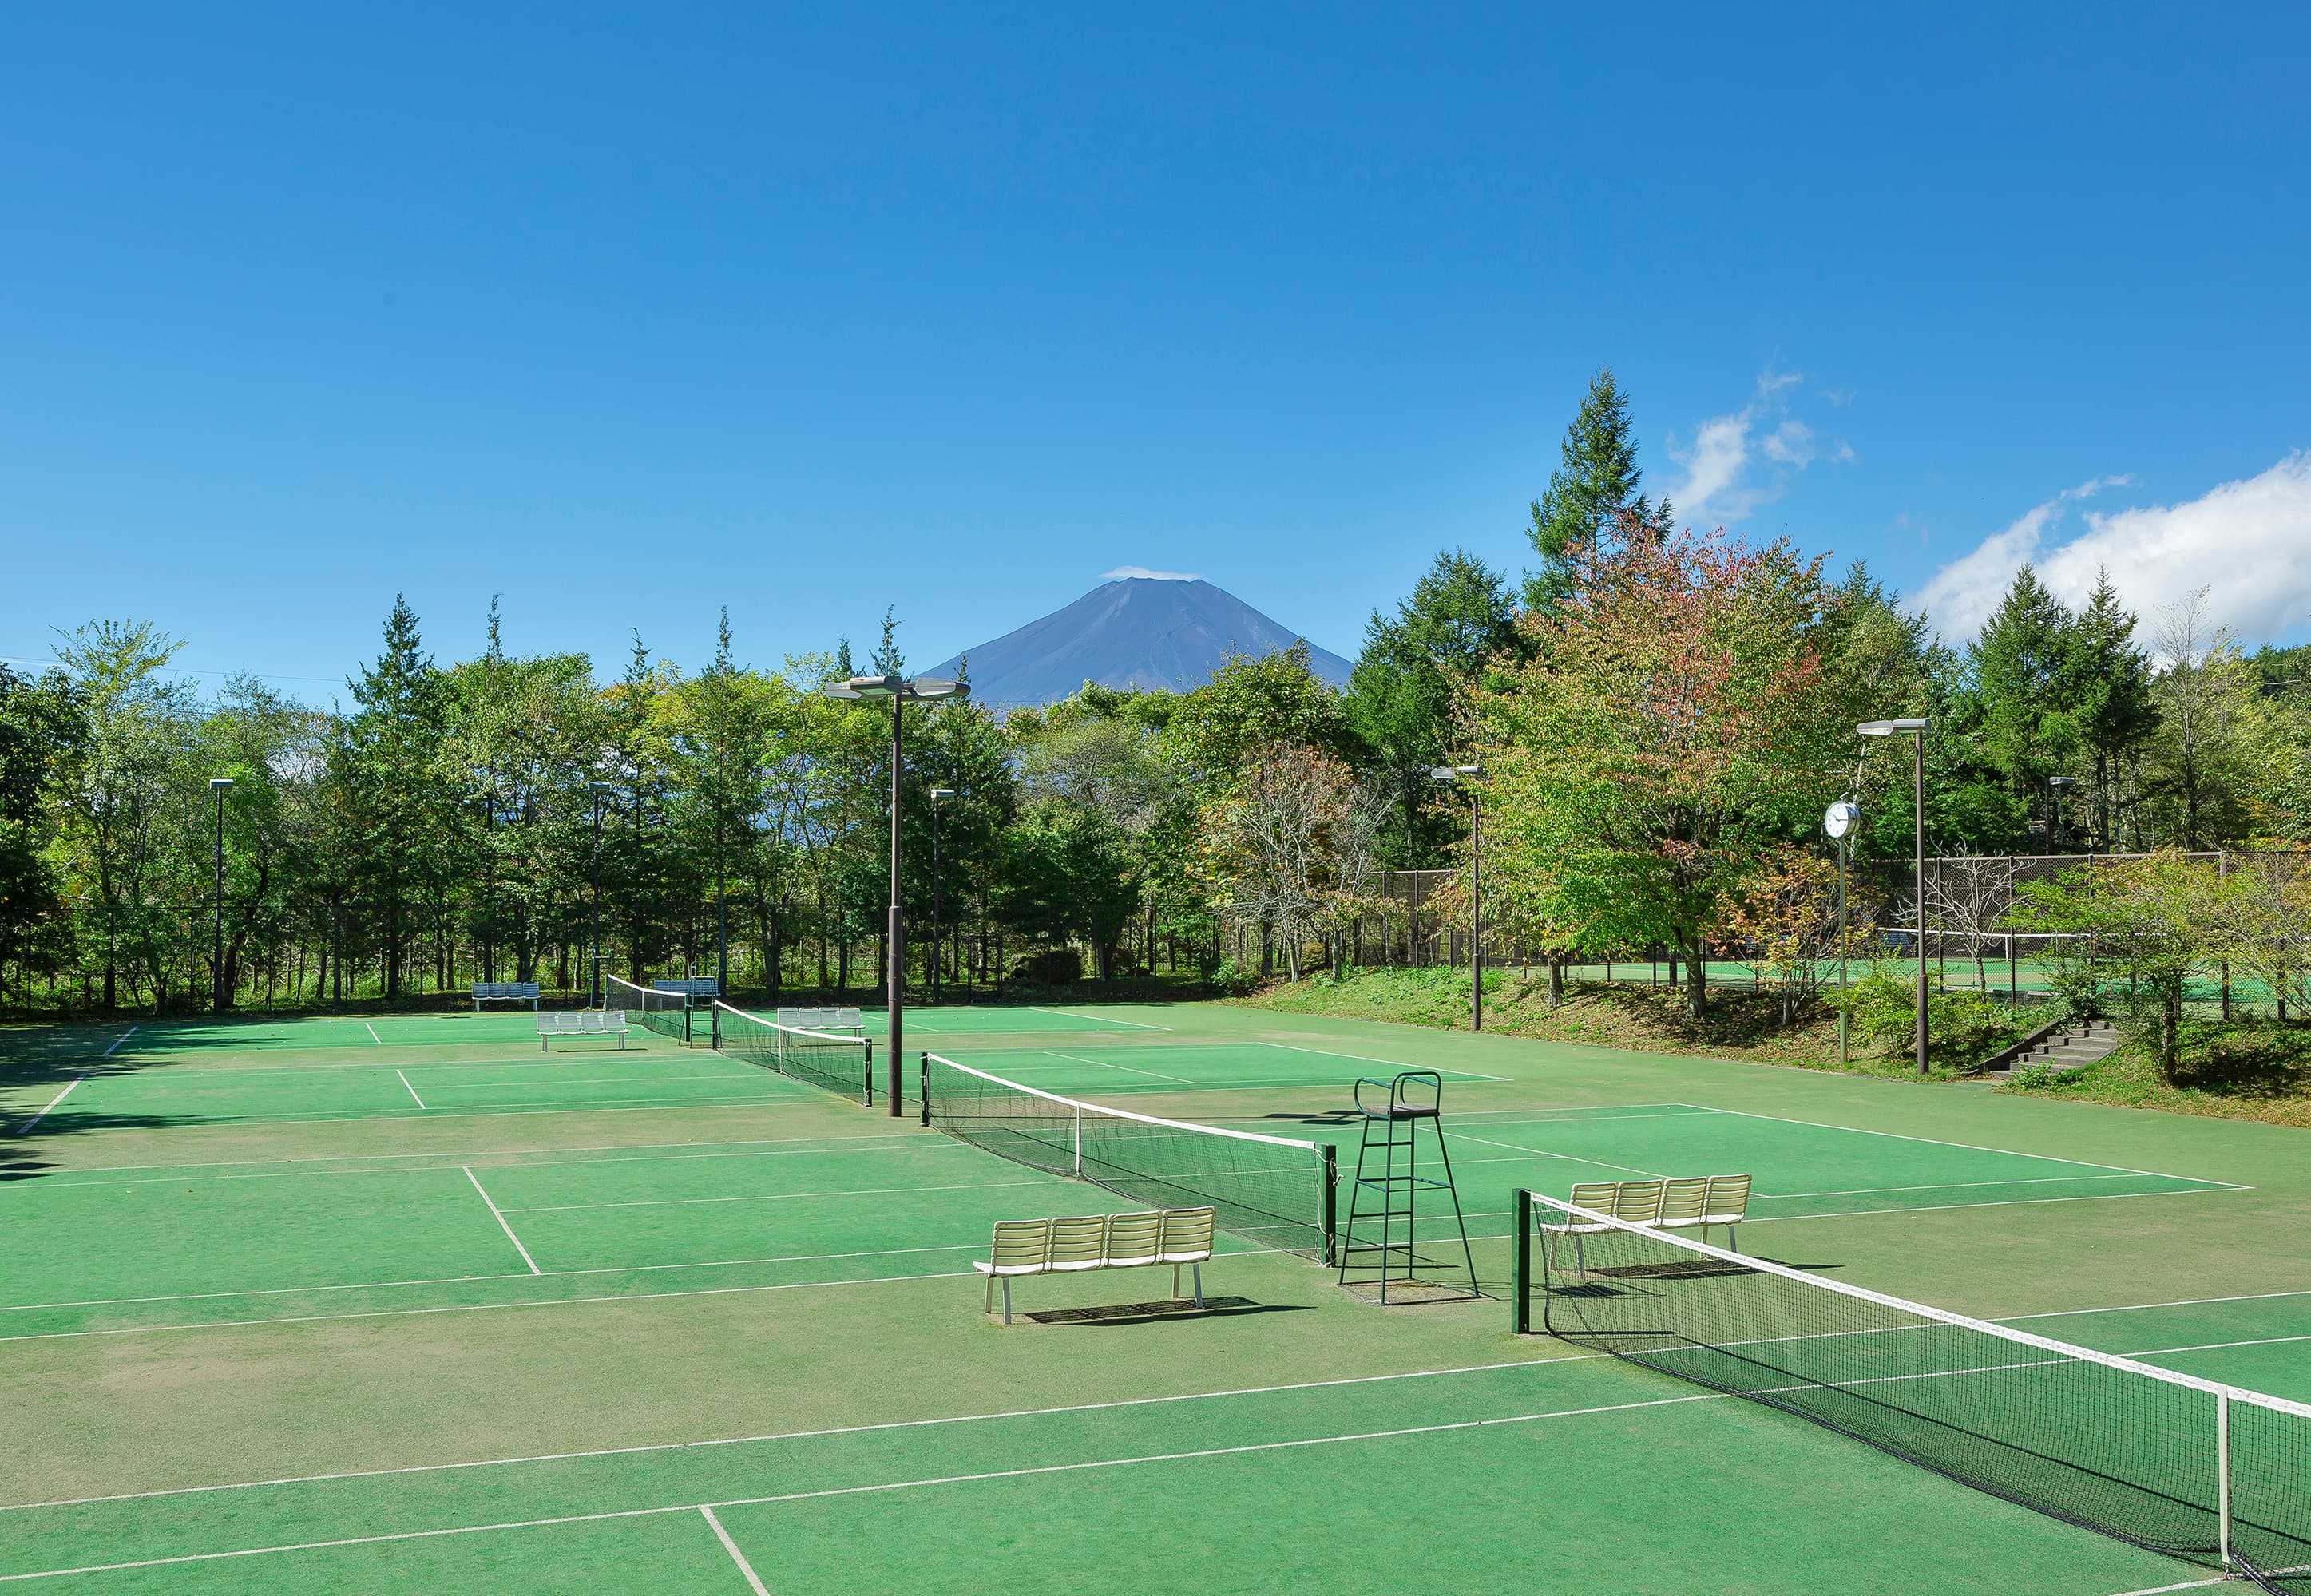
976,1206,1216,1324
1544,1175,1752,1277
473,981,541,1012
778,1006,863,1032
538,1010,628,1051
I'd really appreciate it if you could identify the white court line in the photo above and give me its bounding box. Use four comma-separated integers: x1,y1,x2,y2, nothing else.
99,1025,138,1058
1037,1050,1194,1083
1674,1103,2246,1189
363,1022,383,1045
1443,1127,1663,1179
2005,1287,2311,1323
394,1071,426,1109
1758,1173,2171,1201
1027,1008,1169,1030
2127,1332,2311,1358
11,1076,85,1136
1255,1040,1508,1082
2103,1581,2225,1595
462,1169,541,1275
699,1506,771,1595
3,1127,934,1185
503,1176,1055,1214
0,1392,1720,1582
0,1356,1568,1511
0,1390,1714,1582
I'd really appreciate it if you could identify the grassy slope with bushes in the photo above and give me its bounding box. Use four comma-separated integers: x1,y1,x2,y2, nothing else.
1237,968,2311,1129
1235,967,2012,1081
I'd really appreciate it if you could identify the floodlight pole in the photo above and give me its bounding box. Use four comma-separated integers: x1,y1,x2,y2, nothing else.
588,780,613,1008
1858,720,1931,1075
930,789,955,1005
1825,794,1860,1067
823,673,962,1115
209,778,233,1013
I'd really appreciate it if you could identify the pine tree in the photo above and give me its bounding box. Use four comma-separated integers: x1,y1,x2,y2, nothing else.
1524,368,1671,609
338,596,451,997
2067,569,2159,849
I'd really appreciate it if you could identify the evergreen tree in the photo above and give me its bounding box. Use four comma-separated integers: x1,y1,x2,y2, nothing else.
2067,569,2159,849
1345,549,1517,866
337,596,453,998
1524,368,1671,609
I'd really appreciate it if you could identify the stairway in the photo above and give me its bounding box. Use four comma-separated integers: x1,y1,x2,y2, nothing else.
1988,1018,2123,1078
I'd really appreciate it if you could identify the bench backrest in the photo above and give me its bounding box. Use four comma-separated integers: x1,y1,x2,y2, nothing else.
988,1218,1051,1272
1048,1214,1108,1269
1704,1174,1752,1221
474,981,541,997
1566,1181,1620,1217
1658,1176,1709,1226
1611,1179,1666,1226
1157,1206,1215,1262
652,978,719,996
1104,1210,1163,1266
540,1010,625,1032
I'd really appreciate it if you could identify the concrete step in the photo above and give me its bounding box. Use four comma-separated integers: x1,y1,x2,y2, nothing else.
1992,1020,2123,1076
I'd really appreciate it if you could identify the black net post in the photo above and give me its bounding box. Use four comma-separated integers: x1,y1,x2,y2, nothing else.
1510,1188,1532,1335
862,1039,875,1107
1320,1145,1338,1266
918,1051,930,1127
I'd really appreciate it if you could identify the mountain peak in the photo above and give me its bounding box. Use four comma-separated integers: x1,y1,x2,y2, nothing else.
930,578,1352,708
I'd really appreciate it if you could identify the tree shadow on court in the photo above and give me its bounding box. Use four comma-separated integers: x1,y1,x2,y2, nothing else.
0,1108,188,1181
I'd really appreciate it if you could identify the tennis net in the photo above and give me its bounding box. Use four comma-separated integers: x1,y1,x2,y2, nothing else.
919,1052,1335,1261
712,1000,876,1105
605,974,690,1043
1516,1190,2311,1590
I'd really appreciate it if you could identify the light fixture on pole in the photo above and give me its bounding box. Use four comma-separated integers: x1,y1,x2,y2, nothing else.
587,779,614,1008
2047,775,2077,857
1824,796,1861,1066
928,788,956,1005
1427,765,1485,1032
1858,719,1931,1075
821,673,964,1114
209,778,234,1014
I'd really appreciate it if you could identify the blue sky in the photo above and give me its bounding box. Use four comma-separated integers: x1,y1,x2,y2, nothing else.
5,6,2307,698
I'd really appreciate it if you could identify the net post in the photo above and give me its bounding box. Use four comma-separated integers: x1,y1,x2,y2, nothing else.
711,1003,720,1051
1072,1104,1084,1178
918,1052,930,1127
2218,1389,2233,1571
1511,1188,1532,1335
1319,1144,1338,1267
863,1039,875,1108
888,1032,903,1118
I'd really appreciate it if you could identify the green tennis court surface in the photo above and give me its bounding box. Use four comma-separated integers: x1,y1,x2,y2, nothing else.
2,1002,2304,1593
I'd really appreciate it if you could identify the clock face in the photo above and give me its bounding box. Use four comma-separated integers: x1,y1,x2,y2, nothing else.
1825,800,1860,839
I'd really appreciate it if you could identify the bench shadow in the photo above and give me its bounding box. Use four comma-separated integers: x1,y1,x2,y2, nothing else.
1022,1296,1307,1326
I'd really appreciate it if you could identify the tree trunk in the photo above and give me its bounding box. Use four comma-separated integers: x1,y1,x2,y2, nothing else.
1548,956,1564,1008
1684,937,1708,1018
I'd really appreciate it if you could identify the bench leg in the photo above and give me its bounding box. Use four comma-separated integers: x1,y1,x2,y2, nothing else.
985,1273,995,1316
1001,1277,1013,1326
1171,1262,1180,1300
1192,1262,1203,1309
1726,1224,1738,1254
1573,1231,1586,1280
541,1035,549,1053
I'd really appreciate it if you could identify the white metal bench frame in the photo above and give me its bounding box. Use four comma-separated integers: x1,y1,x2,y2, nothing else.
975,1206,1217,1324
537,1010,629,1051
1543,1175,1751,1277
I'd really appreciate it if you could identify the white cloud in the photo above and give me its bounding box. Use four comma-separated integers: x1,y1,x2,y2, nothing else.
1668,367,1853,525
1913,454,2311,644
1102,566,1200,581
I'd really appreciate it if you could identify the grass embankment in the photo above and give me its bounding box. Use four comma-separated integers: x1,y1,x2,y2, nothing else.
2006,1016,2311,1129
1237,968,2311,1129
1234,965,2004,1081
